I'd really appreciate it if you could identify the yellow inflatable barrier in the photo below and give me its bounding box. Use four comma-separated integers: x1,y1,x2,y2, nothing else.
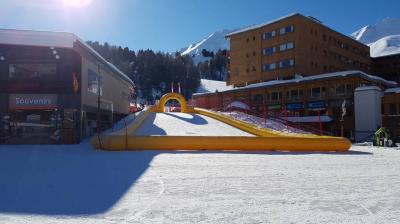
91,93,351,152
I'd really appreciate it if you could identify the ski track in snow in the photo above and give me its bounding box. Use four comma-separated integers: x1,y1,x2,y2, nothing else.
129,169,165,223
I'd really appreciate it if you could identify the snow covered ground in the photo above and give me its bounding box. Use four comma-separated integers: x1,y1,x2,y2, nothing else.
0,141,399,224
133,112,253,136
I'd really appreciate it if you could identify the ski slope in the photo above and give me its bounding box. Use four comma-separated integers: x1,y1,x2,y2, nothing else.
133,112,254,136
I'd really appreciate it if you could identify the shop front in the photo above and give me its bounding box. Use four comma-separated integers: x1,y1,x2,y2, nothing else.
7,94,61,144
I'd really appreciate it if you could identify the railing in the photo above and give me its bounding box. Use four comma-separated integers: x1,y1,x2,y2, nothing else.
220,106,333,136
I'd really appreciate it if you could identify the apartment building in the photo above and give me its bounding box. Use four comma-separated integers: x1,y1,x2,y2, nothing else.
226,13,371,87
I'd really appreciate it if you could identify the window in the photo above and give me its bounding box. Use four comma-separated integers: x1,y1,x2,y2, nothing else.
252,66,256,72
263,47,276,55
9,63,57,79
335,84,345,96
252,51,256,56
287,42,294,49
279,59,295,68
280,25,294,35
287,89,303,100
271,91,281,101
262,30,276,40
252,94,264,103
263,63,276,71
279,42,294,51
389,104,397,115
346,84,353,95
88,69,102,95
310,87,321,98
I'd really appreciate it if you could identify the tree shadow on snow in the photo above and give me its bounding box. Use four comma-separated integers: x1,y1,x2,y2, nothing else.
0,141,158,215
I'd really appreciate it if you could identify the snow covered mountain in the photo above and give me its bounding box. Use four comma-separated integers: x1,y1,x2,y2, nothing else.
180,29,232,64
369,35,400,57
351,18,400,57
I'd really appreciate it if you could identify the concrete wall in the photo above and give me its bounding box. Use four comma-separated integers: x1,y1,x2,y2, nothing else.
81,56,132,115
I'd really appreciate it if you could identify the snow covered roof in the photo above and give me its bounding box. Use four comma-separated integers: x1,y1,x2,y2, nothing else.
225,13,300,37
0,29,133,85
195,79,233,94
355,86,382,91
385,87,400,94
193,70,397,96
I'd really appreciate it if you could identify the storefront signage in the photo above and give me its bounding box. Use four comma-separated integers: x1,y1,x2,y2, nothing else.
268,104,281,110
307,101,326,109
287,103,304,110
9,94,57,109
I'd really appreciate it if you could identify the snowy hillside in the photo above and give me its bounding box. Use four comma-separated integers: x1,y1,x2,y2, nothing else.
195,79,233,94
351,18,400,57
369,35,400,57
180,29,232,64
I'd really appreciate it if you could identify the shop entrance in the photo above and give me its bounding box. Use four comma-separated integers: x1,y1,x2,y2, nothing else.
7,109,61,144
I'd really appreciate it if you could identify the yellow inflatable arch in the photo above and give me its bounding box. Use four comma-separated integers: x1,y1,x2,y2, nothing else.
151,92,193,113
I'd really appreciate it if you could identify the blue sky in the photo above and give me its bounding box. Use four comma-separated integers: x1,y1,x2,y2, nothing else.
0,0,399,52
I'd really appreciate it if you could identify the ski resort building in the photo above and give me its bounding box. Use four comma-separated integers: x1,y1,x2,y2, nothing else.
192,71,397,140
372,53,400,84
0,29,134,144
382,87,400,142
225,13,371,87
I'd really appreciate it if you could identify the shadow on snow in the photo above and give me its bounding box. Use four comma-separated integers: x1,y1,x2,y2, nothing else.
0,140,371,216
0,141,157,215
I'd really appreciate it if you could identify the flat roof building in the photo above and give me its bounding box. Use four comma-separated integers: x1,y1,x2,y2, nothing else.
193,70,397,140
226,13,371,87
0,29,134,144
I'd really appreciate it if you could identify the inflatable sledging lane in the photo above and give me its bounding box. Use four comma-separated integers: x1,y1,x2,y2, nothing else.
91,93,351,152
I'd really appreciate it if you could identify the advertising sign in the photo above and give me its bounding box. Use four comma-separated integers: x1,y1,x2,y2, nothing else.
287,103,304,110
9,94,57,110
307,101,326,110
268,104,281,110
